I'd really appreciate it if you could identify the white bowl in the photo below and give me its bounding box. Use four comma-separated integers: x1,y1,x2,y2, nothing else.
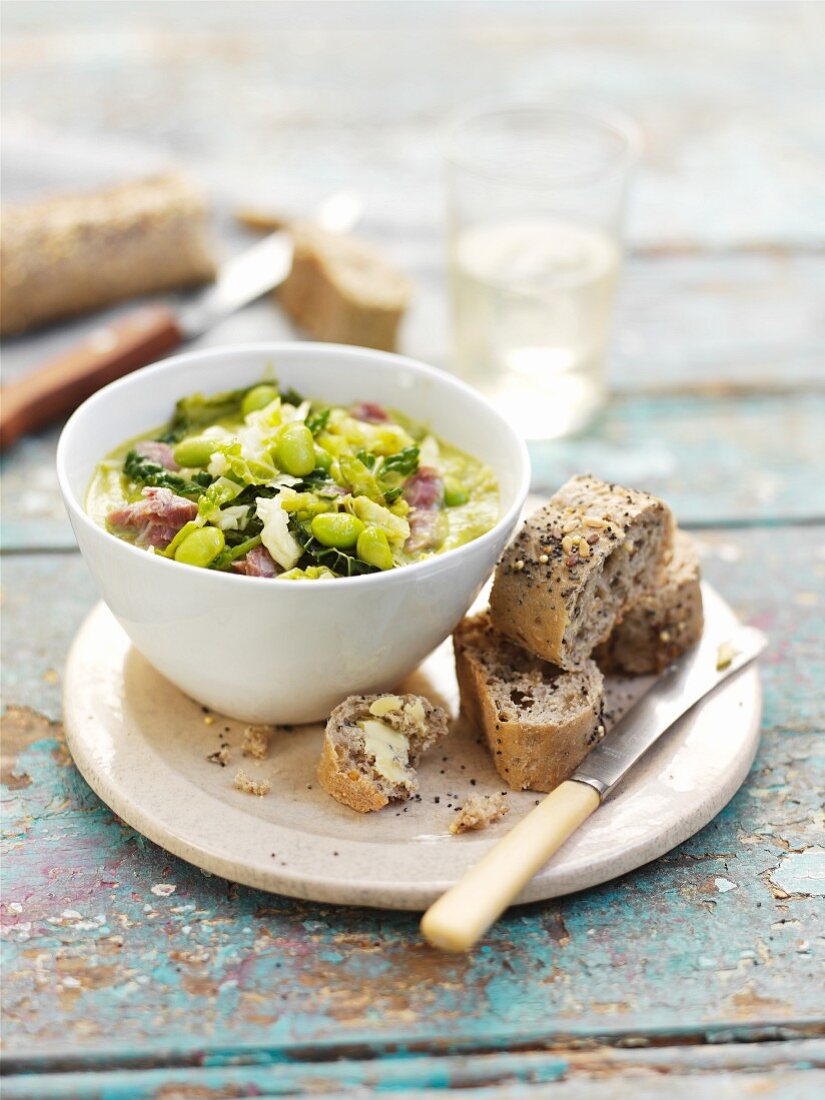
57,343,530,724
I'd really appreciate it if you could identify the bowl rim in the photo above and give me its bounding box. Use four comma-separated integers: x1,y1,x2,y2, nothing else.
56,341,531,590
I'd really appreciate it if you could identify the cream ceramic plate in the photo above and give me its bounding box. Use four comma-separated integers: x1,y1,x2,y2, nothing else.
63,584,761,910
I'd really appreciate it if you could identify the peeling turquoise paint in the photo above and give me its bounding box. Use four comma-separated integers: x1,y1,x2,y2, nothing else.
771,850,825,898
2,526,823,1080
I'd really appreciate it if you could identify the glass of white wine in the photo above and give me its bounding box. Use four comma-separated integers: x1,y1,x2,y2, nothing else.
446,104,640,440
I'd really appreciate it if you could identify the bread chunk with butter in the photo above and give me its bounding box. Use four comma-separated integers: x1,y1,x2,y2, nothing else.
490,475,674,671
318,693,449,813
595,530,704,675
454,612,605,792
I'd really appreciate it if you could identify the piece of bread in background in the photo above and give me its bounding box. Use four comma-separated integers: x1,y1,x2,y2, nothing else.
318,692,448,813
595,530,704,675
279,223,412,352
0,174,216,335
490,475,674,671
454,611,605,793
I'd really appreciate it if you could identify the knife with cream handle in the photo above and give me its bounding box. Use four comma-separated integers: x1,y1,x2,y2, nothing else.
421,624,767,952
0,191,363,450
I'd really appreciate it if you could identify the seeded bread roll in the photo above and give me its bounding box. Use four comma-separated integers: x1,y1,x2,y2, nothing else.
490,475,674,671
318,693,449,813
279,224,412,352
454,612,605,792
0,174,216,335
595,530,704,675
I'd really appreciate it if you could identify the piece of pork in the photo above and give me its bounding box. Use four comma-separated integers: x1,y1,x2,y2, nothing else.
233,544,279,577
403,467,445,553
350,401,388,424
405,509,447,554
134,440,180,471
108,487,197,549
403,467,444,511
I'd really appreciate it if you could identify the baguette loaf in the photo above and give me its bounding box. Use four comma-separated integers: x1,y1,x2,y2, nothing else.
318,693,448,813
490,475,674,670
596,530,703,674
0,174,216,335
454,612,605,792
279,224,411,352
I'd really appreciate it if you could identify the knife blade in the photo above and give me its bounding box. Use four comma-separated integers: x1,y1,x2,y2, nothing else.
421,616,768,952
178,189,364,338
571,618,768,798
0,191,363,450
176,229,295,340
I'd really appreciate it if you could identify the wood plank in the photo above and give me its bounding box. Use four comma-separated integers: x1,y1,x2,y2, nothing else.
3,1047,825,1099
1,529,822,1062
3,244,822,397
528,390,825,519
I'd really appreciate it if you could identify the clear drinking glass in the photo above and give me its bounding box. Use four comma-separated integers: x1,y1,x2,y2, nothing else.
446,104,639,440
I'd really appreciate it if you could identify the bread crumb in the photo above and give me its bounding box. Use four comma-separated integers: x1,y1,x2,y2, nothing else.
207,746,231,767
450,792,509,835
233,769,271,797
242,725,272,760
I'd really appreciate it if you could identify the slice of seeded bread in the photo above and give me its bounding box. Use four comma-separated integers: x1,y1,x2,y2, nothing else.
454,612,605,793
595,530,704,675
490,475,674,671
317,693,449,813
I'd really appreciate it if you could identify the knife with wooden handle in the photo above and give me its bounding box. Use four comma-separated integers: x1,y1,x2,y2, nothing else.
0,191,362,450
0,305,184,450
421,624,767,952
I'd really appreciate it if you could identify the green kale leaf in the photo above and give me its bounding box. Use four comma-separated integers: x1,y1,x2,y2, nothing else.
306,408,331,436
291,519,377,578
123,450,212,498
382,445,420,477
165,386,255,441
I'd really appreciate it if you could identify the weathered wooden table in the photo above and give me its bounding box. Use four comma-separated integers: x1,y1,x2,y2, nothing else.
2,3,823,1096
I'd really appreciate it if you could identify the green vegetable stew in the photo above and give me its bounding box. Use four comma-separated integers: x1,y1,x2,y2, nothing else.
87,379,499,579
